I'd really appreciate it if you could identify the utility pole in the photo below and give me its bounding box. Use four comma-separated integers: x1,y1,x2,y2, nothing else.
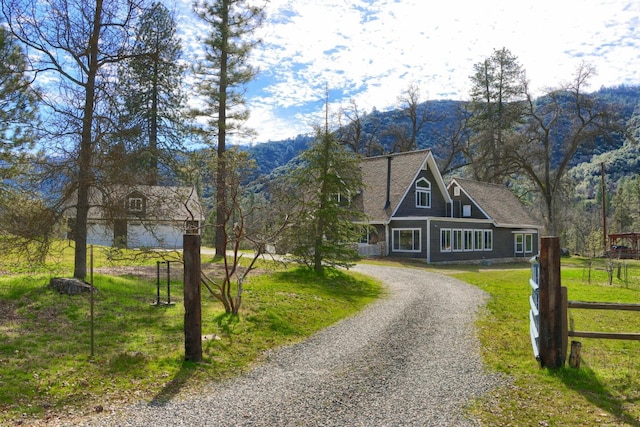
601,162,607,255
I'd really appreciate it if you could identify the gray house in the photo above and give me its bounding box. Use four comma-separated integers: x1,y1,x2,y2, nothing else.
354,150,543,263
66,185,205,249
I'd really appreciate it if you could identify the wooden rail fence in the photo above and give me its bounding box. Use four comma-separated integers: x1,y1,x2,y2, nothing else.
530,237,640,368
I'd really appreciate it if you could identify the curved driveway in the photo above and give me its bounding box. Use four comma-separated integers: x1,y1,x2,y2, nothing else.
85,264,502,426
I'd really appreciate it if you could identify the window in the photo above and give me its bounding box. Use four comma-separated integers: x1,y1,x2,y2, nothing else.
515,234,524,253
453,186,461,196
515,233,534,254
440,229,451,252
415,178,431,208
392,228,421,252
464,229,473,251
483,230,493,251
128,197,143,212
334,190,350,206
462,205,471,217
525,234,533,253
474,230,483,250
441,228,493,253
452,229,463,252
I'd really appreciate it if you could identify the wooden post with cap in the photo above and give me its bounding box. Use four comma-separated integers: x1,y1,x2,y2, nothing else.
538,236,567,368
183,233,202,362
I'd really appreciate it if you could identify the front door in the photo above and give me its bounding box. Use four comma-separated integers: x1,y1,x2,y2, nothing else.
114,219,127,248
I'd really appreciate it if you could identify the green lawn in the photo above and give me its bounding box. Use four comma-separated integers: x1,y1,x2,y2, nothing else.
1,245,638,426
0,244,383,425
451,257,640,426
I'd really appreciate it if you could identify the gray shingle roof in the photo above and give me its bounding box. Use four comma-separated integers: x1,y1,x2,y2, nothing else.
358,150,436,222
451,178,544,228
69,185,205,222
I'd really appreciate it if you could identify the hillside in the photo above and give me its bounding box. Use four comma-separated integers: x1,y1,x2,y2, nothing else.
242,85,640,178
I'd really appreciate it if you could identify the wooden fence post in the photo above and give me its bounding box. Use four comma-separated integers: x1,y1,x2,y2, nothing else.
538,236,566,368
183,234,202,362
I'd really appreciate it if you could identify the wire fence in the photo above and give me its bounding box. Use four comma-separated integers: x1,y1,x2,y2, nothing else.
579,258,640,290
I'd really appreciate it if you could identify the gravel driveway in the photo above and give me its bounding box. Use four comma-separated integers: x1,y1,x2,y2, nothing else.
83,264,503,426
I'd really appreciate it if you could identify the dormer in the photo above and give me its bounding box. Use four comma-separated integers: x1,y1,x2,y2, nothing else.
124,190,146,216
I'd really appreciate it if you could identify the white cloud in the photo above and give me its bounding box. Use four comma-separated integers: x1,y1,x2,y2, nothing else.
176,0,640,143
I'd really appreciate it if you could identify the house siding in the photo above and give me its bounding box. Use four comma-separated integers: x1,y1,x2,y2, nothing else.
430,220,494,263
388,219,428,258
394,169,448,217
449,190,488,220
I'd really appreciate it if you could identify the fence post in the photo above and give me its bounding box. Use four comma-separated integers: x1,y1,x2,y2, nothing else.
183,234,202,362
538,236,566,368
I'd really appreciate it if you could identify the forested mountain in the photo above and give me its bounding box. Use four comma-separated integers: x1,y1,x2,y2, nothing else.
243,85,640,178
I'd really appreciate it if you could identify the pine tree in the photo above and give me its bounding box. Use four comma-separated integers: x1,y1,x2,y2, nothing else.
467,47,526,183
192,0,265,257
0,26,38,181
282,100,366,274
115,2,186,185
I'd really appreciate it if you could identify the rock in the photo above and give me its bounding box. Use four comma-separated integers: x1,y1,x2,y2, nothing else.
48,278,93,295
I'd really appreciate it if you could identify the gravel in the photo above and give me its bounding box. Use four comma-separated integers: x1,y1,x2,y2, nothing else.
82,264,504,427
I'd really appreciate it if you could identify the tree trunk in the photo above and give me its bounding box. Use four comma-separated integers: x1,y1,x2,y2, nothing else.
214,0,230,258
73,0,102,280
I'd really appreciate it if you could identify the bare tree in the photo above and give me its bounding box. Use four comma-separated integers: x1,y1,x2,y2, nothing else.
199,148,287,314
511,64,624,234
2,0,144,280
432,104,472,176
336,99,384,156
386,83,438,152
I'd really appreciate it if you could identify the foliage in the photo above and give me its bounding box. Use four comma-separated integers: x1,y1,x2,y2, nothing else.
2,0,144,280
612,174,640,233
467,47,527,183
278,123,367,274
113,2,188,186
0,260,381,425
0,26,38,180
192,0,265,256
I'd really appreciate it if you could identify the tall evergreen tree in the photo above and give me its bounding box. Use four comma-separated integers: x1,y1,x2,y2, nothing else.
467,47,527,183
0,25,38,182
281,99,366,274
192,0,265,257
116,2,186,185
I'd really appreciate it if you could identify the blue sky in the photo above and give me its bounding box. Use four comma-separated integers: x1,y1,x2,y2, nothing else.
176,0,640,144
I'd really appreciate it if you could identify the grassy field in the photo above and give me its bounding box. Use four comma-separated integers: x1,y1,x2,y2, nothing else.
0,244,383,425
1,244,639,426
450,257,640,426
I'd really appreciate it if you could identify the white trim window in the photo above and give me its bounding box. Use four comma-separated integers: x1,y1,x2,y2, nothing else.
452,229,463,252
474,230,483,250
128,197,143,212
515,233,534,254
439,227,494,253
392,228,421,252
462,204,472,217
440,228,452,252
464,229,474,251
415,178,431,208
483,230,493,251
525,234,533,253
